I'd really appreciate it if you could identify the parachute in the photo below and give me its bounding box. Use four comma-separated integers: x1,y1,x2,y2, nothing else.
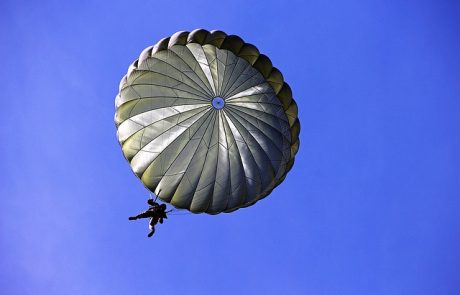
115,29,300,214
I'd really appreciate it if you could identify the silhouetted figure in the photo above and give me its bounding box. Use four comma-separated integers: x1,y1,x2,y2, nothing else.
129,199,168,237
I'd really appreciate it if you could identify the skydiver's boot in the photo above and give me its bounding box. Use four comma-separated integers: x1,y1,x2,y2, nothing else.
128,216,137,220
147,226,155,237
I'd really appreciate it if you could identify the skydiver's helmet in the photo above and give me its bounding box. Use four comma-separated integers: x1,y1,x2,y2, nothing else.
147,199,159,206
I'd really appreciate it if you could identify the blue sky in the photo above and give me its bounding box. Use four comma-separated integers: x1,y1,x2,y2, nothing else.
1,0,460,294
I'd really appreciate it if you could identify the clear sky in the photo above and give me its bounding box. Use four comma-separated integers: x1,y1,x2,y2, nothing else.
1,1,460,294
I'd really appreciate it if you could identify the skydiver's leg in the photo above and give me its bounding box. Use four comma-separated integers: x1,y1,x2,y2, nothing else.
147,217,159,237
128,211,152,220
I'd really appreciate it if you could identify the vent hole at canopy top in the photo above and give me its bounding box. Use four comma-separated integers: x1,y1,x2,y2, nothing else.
211,97,225,110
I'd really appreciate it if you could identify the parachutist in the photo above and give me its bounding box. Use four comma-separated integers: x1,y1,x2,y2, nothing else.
129,199,168,237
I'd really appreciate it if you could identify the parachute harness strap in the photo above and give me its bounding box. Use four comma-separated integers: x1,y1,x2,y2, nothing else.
148,191,188,215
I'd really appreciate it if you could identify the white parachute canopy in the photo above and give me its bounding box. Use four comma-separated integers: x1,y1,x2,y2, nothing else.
115,29,300,214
